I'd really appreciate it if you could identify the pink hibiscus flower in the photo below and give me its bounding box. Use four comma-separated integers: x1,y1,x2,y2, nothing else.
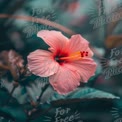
27,30,97,94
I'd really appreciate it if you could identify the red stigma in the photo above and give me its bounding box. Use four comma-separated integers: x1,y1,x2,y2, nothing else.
80,51,88,57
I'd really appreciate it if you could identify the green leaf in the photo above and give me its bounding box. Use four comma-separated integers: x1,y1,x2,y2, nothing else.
47,87,120,105
0,89,27,122
0,105,27,122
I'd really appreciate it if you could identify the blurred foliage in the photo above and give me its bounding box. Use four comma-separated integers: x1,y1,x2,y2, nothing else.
0,0,122,122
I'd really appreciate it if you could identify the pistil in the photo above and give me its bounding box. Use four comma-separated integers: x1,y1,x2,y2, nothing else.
59,51,88,61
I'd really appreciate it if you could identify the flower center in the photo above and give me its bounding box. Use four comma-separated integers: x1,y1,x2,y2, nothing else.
55,51,88,64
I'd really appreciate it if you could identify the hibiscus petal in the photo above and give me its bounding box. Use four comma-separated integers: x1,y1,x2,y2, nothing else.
27,49,59,77
67,35,93,57
49,64,81,94
37,30,69,52
70,58,97,82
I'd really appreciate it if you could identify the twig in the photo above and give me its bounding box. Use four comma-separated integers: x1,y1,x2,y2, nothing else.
4,82,19,106
27,84,50,120
0,14,75,36
37,84,49,103
0,64,9,70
